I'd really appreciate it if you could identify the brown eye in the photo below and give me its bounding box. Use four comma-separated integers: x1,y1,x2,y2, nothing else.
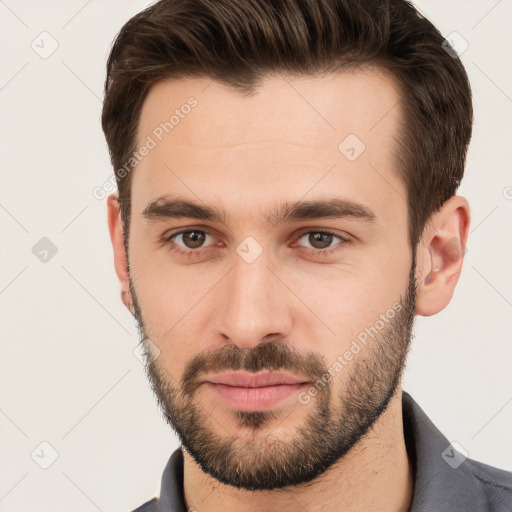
164,229,214,255
308,232,335,249
181,230,207,249
297,231,344,251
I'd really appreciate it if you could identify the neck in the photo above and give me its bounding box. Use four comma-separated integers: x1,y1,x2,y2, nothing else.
183,387,413,512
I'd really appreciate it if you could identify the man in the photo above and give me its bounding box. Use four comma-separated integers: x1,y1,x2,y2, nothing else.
101,0,512,511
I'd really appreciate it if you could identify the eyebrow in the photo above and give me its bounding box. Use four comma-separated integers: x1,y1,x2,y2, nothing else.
142,195,377,226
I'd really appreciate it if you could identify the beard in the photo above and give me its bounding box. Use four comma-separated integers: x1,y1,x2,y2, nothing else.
128,253,417,491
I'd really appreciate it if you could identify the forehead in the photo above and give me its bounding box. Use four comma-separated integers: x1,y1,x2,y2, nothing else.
132,67,406,228
137,66,402,147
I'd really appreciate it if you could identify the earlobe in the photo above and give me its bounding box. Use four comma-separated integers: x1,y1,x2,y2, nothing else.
415,195,470,317
107,193,133,314
121,288,135,315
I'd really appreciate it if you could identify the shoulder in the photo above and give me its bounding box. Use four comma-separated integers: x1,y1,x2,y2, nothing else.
130,497,158,512
467,458,512,511
402,391,512,512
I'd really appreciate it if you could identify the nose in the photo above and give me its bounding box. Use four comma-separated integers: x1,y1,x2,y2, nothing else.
212,251,294,350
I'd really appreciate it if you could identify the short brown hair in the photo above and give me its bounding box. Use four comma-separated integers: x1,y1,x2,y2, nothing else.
101,0,472,249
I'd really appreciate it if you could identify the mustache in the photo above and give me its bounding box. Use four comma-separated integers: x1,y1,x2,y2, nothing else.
181,341,327,396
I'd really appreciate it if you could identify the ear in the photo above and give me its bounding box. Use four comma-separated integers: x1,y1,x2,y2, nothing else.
415,195,470,316
107,193,134,314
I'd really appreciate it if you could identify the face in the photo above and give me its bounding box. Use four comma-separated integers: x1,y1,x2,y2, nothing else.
125,68,417,490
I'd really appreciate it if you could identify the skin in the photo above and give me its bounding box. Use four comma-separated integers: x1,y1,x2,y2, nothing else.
107,67,470,512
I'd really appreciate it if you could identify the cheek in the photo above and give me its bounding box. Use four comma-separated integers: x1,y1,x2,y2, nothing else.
130,245,210,371
130,231,211,312
287,247,410,346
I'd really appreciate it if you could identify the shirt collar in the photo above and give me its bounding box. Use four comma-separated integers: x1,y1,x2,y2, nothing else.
402,391,486,511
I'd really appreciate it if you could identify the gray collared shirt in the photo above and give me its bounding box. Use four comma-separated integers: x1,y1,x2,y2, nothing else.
132,392,512,511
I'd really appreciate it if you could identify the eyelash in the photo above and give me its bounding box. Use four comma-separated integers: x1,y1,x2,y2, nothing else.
161,228,350,258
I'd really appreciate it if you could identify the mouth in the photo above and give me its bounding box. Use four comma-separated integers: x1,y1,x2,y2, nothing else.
202,371,311,411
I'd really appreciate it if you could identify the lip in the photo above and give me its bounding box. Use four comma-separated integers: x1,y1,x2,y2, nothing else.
202,371,311,412
205,371,309,387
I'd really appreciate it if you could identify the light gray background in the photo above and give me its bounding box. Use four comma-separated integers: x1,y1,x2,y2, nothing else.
0,1,511,511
